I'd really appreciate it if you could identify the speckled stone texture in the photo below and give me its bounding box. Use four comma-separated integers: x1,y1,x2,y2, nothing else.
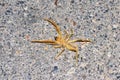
0,0,120,80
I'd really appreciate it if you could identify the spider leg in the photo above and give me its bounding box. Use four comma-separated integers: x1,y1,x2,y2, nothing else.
69,29,74,37
63,30,69,39
64,29,74,41
67,29,74,40
68,39,91,43
31,40,57,45
75,50,79,66
54,48,65,60
72,45,79,66
54,45,62,48
44,18,62,37
64,30,69,35
63,29,74,41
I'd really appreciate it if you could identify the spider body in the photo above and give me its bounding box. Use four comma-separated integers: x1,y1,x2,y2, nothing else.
55,36,77,52
31,18,91,65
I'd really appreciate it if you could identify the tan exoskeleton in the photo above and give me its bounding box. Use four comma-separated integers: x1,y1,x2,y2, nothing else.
31,18,91,65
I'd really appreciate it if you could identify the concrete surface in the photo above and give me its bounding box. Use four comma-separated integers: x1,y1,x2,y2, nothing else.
0,0,120,80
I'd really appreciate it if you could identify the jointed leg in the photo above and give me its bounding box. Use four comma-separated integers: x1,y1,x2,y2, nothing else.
75,51,79,66
55,48,65,60
68,39,91,43
31,40,57,45
70,29,74,37
64,30,69,39
74,46,79,66
44,18,62,37
64,29,74,41
54,45,62,48
64,30,69,35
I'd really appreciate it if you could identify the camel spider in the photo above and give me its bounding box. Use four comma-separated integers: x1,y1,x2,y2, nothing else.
31,18,91,65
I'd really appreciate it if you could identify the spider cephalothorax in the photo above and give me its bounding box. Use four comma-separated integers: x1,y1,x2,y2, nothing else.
31,18,91,65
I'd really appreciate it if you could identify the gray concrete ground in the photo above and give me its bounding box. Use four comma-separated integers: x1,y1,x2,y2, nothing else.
0,0,120,80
